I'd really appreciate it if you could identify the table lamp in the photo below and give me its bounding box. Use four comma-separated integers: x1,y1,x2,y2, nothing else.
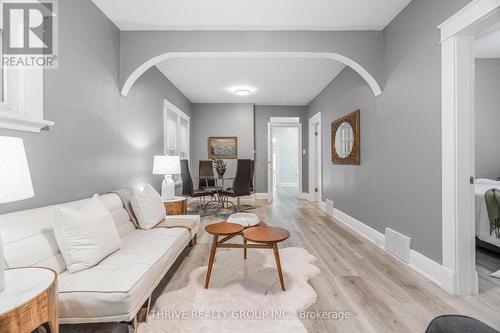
0,136,35,292
153,155,180,200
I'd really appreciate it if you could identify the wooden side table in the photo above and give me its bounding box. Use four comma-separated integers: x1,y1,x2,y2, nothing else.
163,196,187,215
0,267,58,333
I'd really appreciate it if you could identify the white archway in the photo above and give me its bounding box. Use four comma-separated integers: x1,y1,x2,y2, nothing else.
120,51,383,97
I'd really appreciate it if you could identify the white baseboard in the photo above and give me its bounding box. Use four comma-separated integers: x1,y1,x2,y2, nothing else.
319,201,326,211
331,208,385,247
298,192,310,200
278,183,299,188
322,205,455,293
255,193,269,200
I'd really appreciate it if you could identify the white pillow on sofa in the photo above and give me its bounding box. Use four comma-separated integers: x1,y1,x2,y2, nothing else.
131,184,165,230
54,194,122,274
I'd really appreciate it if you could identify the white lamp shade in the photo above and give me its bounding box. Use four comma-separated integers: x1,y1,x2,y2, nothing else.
0,137,34,204
153,155,181,175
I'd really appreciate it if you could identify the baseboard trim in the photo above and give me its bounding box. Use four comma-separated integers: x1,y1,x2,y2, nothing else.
322,204,455,293
298,192,309,200
255,193,269,200
278,183,299,188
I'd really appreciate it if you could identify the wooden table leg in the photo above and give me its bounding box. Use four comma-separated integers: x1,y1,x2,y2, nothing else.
204,235,219,288
244,238,247,259
272,242,286,291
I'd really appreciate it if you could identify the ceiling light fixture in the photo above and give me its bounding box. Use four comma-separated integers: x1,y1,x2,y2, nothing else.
233,89,251,96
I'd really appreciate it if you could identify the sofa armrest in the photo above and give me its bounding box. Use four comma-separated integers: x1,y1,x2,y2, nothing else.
156,215,200,237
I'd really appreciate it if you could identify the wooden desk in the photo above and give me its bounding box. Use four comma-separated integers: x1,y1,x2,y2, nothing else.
0,267,58,333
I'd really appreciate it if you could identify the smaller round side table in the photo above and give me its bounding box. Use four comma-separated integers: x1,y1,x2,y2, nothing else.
163,196,187,215
0,267,58,333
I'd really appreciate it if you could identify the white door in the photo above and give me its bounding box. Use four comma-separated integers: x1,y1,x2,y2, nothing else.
268,123,273,203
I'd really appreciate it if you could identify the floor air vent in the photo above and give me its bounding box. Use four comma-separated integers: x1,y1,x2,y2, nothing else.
384,228,411,263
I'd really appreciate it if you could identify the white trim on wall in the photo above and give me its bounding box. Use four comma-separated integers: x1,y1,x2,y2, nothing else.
255,193,269,200
308,112,322,202
319,203,455,293
439,0,500,296
278,183,299,188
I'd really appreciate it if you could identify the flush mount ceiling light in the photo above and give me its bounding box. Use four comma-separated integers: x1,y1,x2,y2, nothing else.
233,89,251,96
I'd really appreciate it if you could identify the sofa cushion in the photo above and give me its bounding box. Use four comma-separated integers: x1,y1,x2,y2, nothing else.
57,227,190,323
157,215,201,237
0,193,136,274
131,184,165,230
54,194,122,273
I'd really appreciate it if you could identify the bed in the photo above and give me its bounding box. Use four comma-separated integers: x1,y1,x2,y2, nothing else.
475,178,500,249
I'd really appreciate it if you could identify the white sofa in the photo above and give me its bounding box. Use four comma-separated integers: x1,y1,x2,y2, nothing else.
0,193,200,325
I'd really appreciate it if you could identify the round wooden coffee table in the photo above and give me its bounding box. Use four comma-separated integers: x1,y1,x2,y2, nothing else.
204,221,290,291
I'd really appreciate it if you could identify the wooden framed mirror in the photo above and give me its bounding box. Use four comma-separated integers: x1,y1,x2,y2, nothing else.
331,110,360,165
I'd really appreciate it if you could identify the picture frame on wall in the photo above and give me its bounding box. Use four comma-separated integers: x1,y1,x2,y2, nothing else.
208,137,238,159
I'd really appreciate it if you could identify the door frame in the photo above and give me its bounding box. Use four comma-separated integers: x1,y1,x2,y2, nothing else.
308,112,322,202
267,122,303,201
439,0,500,295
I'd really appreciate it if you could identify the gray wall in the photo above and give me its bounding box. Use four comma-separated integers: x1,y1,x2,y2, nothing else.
254,106,308,193
0,0,191,214
190,104,254,188
475,58,500,180
308,0,471,263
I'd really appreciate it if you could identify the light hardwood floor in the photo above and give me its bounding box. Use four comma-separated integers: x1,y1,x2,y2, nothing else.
477,246,500,294
62,187,500,333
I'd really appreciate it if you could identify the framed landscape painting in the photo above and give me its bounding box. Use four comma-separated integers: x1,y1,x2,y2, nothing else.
208,137,238,159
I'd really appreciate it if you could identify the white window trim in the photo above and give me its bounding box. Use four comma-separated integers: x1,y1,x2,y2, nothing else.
0,5,54,133
163,98,190,159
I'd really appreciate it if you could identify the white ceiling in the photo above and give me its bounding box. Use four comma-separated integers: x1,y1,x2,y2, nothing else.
91,0,411,31
475,22,500,58
156,57,345,105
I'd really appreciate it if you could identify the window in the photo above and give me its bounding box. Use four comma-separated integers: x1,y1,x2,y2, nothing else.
164,99,190,160
0,11,54,133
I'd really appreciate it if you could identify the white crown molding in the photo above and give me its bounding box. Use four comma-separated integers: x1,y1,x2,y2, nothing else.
118,25,387,32
438,0,500,42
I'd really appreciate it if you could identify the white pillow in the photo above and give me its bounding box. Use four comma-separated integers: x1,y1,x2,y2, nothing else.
131,184,165,230
54,194,122,274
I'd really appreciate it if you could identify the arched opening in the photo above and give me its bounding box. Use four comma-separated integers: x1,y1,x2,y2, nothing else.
120,51,383,97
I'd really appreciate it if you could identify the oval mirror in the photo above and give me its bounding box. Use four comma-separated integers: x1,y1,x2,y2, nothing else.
335,121,354,158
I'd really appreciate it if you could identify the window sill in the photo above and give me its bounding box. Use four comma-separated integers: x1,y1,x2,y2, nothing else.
0,112,55,133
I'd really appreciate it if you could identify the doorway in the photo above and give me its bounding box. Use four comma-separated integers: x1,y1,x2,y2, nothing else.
440,1,500,295
473,25,500,294
267,120,303,203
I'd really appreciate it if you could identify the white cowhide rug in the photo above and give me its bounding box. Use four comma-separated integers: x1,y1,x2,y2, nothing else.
139,247,320,333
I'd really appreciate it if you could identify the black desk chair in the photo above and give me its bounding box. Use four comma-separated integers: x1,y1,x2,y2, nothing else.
222,159,252,212
180,160,215,212
199,160,216,190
